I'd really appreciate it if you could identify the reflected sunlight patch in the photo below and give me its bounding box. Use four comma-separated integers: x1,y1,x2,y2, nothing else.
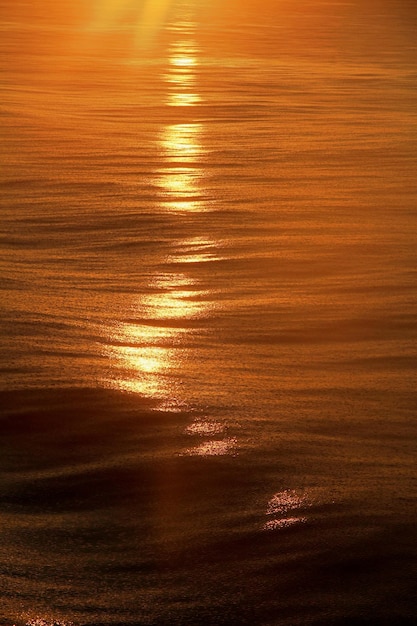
126,273,210,321
185,418,225,436
119,346,168,373
105,374,168,398
183,437,237,457
157,123,209,212
25,619,75,626
156,168,203,195
160,123,204,161
264,516,306,531
171,55,196,67
160,199,210,213
168,92,201,107
112,323,186,346
164,36,201,106
140,290,209,320
163,70,196,86
102,271,211,403
264,489,311,531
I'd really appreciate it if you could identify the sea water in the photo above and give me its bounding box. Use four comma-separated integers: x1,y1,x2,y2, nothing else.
1,1,416,624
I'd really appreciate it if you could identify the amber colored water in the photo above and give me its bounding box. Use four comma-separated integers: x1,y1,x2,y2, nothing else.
1,1,416,624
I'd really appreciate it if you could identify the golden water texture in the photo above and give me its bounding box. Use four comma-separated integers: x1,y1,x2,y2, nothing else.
1,1,417,625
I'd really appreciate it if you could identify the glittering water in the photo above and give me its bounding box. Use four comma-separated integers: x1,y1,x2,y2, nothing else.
1,1,417,624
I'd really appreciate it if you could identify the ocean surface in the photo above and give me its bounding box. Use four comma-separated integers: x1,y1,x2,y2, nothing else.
1,1,417,624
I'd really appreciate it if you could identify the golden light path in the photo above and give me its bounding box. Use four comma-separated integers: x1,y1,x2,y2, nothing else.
105,273,206,403
166,39,201,106
157,37,205,211
103,2,236,456
157,123,206,213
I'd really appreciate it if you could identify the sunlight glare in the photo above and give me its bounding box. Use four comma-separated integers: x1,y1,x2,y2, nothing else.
135,0,171,49
157,123,207,212
161,123,203,160
103,272,209,400
88,0,172,49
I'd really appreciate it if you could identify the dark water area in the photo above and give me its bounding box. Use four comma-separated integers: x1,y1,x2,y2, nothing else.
1,1,417,624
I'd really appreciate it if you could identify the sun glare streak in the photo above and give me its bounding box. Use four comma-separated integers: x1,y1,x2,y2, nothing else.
264,490,312,531
166,41,200,106
184,438,238,457
100,2,224,422
171,55,195,67
161,123,203,161
183,417,237,457
157,122,208,212
140,289,208,321
156,168,202,201
104,272,210,401
168,92,201,106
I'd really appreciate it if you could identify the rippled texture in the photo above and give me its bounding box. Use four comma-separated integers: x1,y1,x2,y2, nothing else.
1,1,417,625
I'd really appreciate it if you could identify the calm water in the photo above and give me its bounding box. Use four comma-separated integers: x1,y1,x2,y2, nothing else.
1,1,417,624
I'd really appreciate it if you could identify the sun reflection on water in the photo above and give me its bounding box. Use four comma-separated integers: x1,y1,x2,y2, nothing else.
156,168,202,195
168,236,225,264
185,418,225,436
169,92,201,107
183,415,237,457
182,415,238,457
24,619,75,626
141,290,208,320
165,38,201,107
101,5,231,448
156,122,208,213
105,344,173,399
161,123,203,158
170,54,196,67
184,438,238,457
264,490,311,531
104,272,210,402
